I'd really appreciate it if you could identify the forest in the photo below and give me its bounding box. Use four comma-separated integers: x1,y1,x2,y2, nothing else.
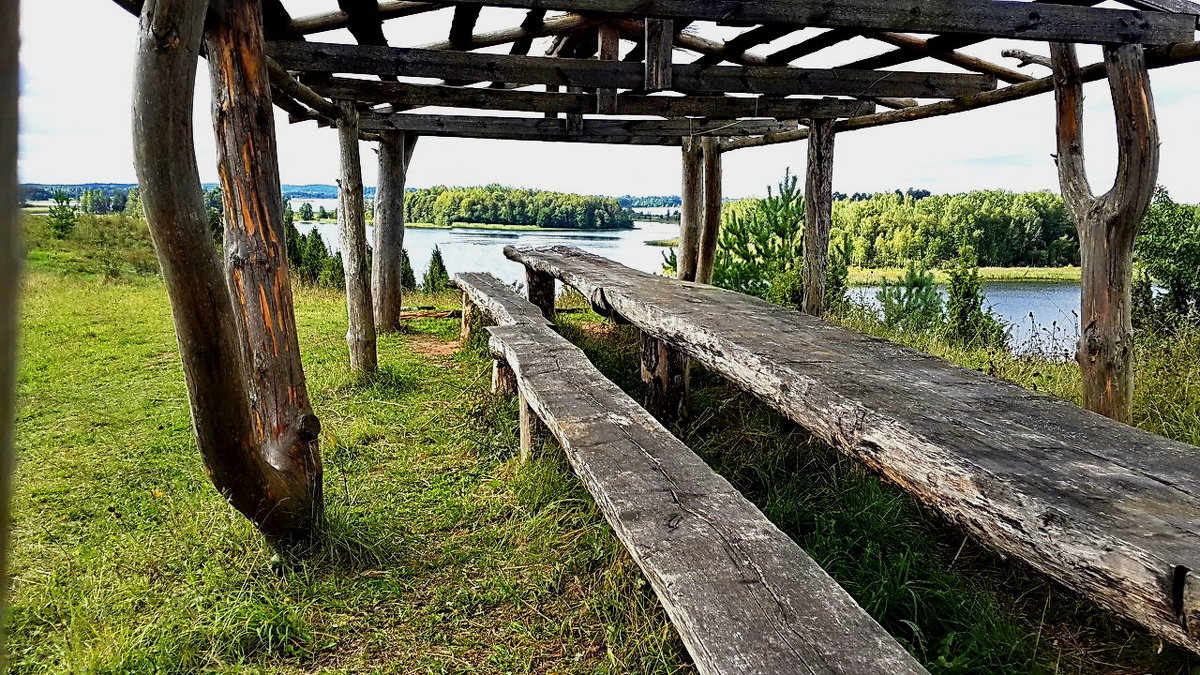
404,185,633,229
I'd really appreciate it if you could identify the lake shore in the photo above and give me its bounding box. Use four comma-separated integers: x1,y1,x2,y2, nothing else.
850,266,1082,285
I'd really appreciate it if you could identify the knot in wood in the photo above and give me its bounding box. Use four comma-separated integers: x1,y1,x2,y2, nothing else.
298,413,322,440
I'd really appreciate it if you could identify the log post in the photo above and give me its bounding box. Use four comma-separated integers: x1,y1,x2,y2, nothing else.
803,118,836,316
596,23,619,114
492,359,518,396
0,0,18,649
695,136,723,285
678,136,703,282
640,332,689,423
644,18,673,91
460,291,481,342
526,267,556,320
139,0,321,551
518,393,548,463
1050,43,1159,423
373,130,417,332
336,100,378,373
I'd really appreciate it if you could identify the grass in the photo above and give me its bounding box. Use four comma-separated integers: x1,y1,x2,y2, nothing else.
849,266,1082,285
10,215,689,673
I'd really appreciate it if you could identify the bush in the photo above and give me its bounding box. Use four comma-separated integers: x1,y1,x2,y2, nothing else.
944,246,1007,349
400,248,417,291
1135,187,1200,327
47,191,77,239
824,231,853,311
712,171,805,297
764,269,804,309
422,245,450,292
877,262,943,331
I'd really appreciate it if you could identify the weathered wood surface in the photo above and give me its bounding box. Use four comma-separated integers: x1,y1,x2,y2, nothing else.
488,321,926,674
268,41,998,98
640,333,689,423
439,0,1197,44
453,272,553,328
803,119,835,317
643,18,672,90
505,245,1200,655
358,113,798,139
283,1,443,37
336,100,378,373
302,77,875,119
1051,43,1159,423
372,130,416,332
0,0,19,644
695,137,721,285
135,0,321,550
677,137,703,283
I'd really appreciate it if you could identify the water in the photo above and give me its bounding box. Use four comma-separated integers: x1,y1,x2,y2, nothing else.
296,216,1081,355
850,282,1081,355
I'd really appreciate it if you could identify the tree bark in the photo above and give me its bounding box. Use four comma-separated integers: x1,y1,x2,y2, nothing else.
336,100,378,373
677,136,703,282
695,136,722,285
803,119,836,316
0,0,19,655
1051,43,1159,424
137,0,320,551
373,130,417,332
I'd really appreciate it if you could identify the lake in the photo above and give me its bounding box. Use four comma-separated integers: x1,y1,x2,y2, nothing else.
297,216,1082,356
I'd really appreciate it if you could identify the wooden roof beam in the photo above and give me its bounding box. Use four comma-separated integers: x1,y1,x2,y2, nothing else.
268,40,998,98
693,24,797,66
302,76,876,118
418,13,596,52
356,113,799,141
866,33,1034,84
766,28,856,66
721,39,1200,151
438,0,1196,45
282,1,443,38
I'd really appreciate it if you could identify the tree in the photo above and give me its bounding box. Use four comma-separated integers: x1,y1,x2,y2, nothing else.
944,246,1007,349
47,191,77,239
400,248,417,291
711,172,805,297
422,245,450,292
298,202,314,221
205,187,224,245
1135,187,1200,323
124,187,144,218
877,263,943,332
316,205,328,220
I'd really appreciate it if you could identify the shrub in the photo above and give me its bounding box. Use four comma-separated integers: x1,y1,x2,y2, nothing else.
944,246,1007,349
422,245,450,292
877,262,942,331
47,191,77,239
712,171,805,297
400,248,417,291
825,231,854,311
1135,187,1200,326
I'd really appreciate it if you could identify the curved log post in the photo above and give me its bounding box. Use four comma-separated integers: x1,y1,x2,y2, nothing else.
373,130,418,332
336,100,379,373
677,136,703,282
1051,43,1160,423
0,0,19,652
138,0,321,551
803,119,836,316
695,136,722,285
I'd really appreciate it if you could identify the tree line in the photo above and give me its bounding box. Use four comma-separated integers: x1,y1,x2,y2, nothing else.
404,184,633,230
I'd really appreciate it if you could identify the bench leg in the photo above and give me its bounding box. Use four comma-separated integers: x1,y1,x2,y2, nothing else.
460,292,481,342
641,332,690,423
492,359,517,396
526,268,556,321
518,392,548,463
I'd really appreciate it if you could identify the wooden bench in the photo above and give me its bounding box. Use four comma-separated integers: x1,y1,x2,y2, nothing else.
503,244,1200,656
457,271,928,674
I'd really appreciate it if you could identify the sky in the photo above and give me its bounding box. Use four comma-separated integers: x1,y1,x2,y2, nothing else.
17,1,1200,200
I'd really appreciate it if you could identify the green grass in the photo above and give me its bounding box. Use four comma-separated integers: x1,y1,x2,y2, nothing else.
11,215,689,673
849,266,1082,285
555,311,1196,675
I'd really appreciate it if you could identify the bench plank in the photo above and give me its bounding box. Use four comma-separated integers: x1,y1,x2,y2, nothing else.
453,272,552,327
503,244,1200,655
488,321,927,675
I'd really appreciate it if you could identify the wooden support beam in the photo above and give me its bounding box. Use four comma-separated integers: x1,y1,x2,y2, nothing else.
0,0,18,644
677,137,703,283
422,11,591,52
437,0,1197,45
1052,43,1159,423
336,101,378,373
596,23,620,114
373,130,417,333
720,40,1200,152
694,24,796,66
282,1,442,37
767,28,856,65
526,267,556,320
510,9,547,56
357,113,798,142
802,119,835,317
641,332,689,423
867,32,1034,84
695,137,722,285
492,359,518,395
643,18,673,90
448,4,482,48
267,40,999,98
133,0,322,551
302,76,875,119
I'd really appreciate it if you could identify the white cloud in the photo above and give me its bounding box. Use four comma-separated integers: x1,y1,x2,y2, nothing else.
17,1,1200,201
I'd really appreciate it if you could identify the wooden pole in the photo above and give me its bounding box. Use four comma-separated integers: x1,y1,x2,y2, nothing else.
678,137,703,282
336,100,378,373
596,23,619,114
803,119,836,316
373,130,417,332
135,0,322,551
695,136,722,285
644,18,673,90
0,0,19,656
1050,43,1159,424
526,268,556,320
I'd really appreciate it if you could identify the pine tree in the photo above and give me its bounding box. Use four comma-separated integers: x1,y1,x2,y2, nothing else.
400,248,417,291
47,190,78,239
299,202,314,221
422,245,450,292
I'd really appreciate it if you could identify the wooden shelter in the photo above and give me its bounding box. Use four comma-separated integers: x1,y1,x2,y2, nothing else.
73,0,1200,663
